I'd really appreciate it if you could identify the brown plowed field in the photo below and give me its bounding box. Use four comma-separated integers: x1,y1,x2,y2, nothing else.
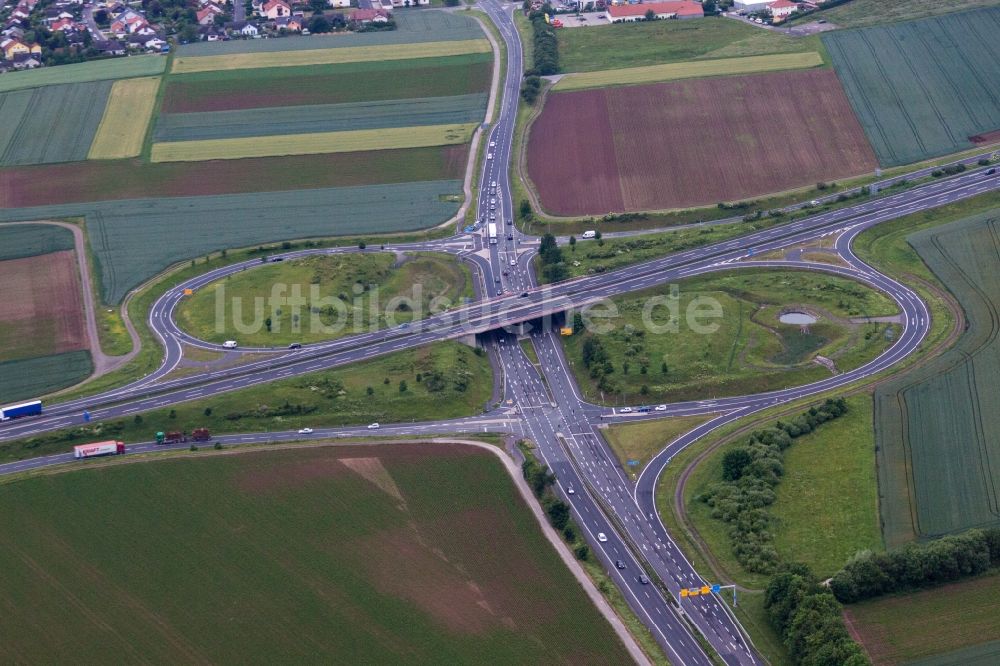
527,70,878,215
0,145,467,207
0,250,86,362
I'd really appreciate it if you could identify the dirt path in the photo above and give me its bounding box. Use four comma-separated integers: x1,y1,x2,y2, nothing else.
0,220,140,382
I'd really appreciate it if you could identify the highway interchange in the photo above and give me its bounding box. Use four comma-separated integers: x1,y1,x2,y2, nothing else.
2,3,1000,663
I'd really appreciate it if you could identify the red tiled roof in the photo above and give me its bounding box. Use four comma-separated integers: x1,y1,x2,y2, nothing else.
607,1,703,18
769,0,798,8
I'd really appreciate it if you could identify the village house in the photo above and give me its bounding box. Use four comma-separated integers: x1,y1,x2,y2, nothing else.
605,0,702,22
261,0,291,19
196,4,224,25
0,37,41,59
351,8,390,23
767,0,799,22
273,15,301,31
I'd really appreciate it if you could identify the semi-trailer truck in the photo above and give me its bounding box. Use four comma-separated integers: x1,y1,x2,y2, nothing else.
0,399,42,421
488,222,498,245
73,441,125,459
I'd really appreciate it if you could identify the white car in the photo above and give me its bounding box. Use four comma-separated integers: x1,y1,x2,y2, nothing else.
620,407,633,414
222,340,238,349
510,259,516,266
567,486,575,494
297,428,313,434
654,404,667,412
487,153,493,159
491,180,497,187
598,533,608,542
367,422,380,430
489,140,496,147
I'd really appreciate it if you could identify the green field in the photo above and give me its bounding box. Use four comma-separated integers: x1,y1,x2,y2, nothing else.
177,11,485,56
0,224,73,260
824,7,1000,166
553,52,823,90
844,570,1000,664
555,17,821,73
874,210,1000,544
0,81,112,166
770,394,881,577
1,342,491,461
177,252,473,346
909,640,1000,666
603,415,710,475
562,269,897,403
0,443,631,663
0,350,92,404
814,0,1000,28
154,94,488,142
161,54,493,113
0,55,165,93
0,180,463,304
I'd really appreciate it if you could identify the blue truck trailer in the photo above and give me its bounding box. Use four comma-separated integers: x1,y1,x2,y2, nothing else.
0,400,42,421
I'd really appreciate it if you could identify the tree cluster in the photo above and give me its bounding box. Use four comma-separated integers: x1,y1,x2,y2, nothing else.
830,527,1000,603
538,233,567,282
520,75,542,105
698,398,849,573
527,6,559,76
765,564,869,666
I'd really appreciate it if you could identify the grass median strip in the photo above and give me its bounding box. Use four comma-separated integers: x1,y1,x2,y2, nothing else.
88,77,160,159
554,52,824,91
171,39,491,74
150,123,478,162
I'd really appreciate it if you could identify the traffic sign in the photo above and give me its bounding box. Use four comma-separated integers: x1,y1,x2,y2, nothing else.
627,459,639,466
711,584,721,593
82,410,91,422
701,585,711,595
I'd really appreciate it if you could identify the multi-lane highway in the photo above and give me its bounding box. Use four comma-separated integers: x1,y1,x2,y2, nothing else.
2,2,999,663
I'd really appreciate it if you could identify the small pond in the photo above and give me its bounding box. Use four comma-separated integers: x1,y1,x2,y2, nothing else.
779,311,818,325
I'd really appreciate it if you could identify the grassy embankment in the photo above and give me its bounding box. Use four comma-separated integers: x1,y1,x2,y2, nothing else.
603,415,711,477
176,252,473,346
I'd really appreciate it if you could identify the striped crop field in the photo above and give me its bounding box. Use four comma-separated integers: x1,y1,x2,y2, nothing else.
0,81,112,166
0,55,164,94
150,123,478,163
875,211,1000,546
153,93,487,142
0,350,92,403
554,52,823,91
824,7,1000,167
0,180,464,303
88,77,160,160
0,223,74,261
171,39,490,74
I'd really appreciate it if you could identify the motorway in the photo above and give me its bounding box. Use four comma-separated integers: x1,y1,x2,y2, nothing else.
2,2,1000,663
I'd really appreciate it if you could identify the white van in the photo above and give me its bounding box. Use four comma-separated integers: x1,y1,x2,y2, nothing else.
222,340,238,349
581,230,597,239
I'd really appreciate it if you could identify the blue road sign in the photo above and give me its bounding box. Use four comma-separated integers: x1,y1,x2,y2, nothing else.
82,410,91,422
711,584,721,593
627,459,639,466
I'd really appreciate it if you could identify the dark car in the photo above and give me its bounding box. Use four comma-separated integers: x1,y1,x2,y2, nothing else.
520,292,529,298
638,574,650,585
615,560,626,570
270,257,284,262
987,168,997,175
287,342,302,350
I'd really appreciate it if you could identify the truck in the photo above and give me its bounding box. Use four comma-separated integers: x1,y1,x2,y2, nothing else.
581,230,596,239
0,399,42,421
191,428,211,442
488,222,498,245
74,441,125,459
155,431,187,445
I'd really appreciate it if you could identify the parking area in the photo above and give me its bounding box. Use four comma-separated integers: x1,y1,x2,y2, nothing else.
554,11,608,28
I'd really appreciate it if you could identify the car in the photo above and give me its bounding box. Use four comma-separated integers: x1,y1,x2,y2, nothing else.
222,340,238,349
638,574,650,585
490,198,496,204
502,269,510,276
494,276,501,283
486,153,493,159
491,180,497,187
809,199,820,206
367,423,380,430
297,427,313,434
288,342,302,349
638,406,651,413
567,485,575,494
270,256,284,262
620,407,633,414
597,533,608,542
615,560,626,569
507,234,514,241
987,168,997,175
654,404,667,411
497,289,504,296
520,292,529,298
489,141,496,147
399,322,410,329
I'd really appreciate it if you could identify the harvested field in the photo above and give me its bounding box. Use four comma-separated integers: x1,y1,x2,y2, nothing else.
528,69,877,215
0,81,112,166
172,39,490,74
0,146,467,207
150,122,477,162
0,180,464,303
0,55,164,94
88,77,160,159
177,11,484,56
824,7,1000,166
0,444,632,663
0,250,87,362
554,52,823,91
154,93,487,142
0,350,92,402
875,211,1000,545
845,571,1000,664
0,223,73,261
161,54,493,113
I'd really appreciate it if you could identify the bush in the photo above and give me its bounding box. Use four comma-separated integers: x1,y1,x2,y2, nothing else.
527,10,559,76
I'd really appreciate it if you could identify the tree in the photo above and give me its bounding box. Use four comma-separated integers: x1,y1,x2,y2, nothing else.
661,361,668,374
574,543,590,560
519,198,532,219
204,407,213,417
398,379,407,393
168,409,177,419
366,386,374,396
722,447,753,481
644,8,656,20
308,14,331,33
133,414,143,425
546,499,570,530
358,240,367,250
593,230,602,241
569,235,576,251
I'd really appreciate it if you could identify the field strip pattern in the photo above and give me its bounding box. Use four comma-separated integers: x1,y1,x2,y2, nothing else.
150,123,478,162
554,51,823,91
0,55,165,94
153,93,488,142
171,39,491,74
0,82,112,166
0,180,464,303
88,77,161,160
823,6,1000,167
875,212,1000,545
